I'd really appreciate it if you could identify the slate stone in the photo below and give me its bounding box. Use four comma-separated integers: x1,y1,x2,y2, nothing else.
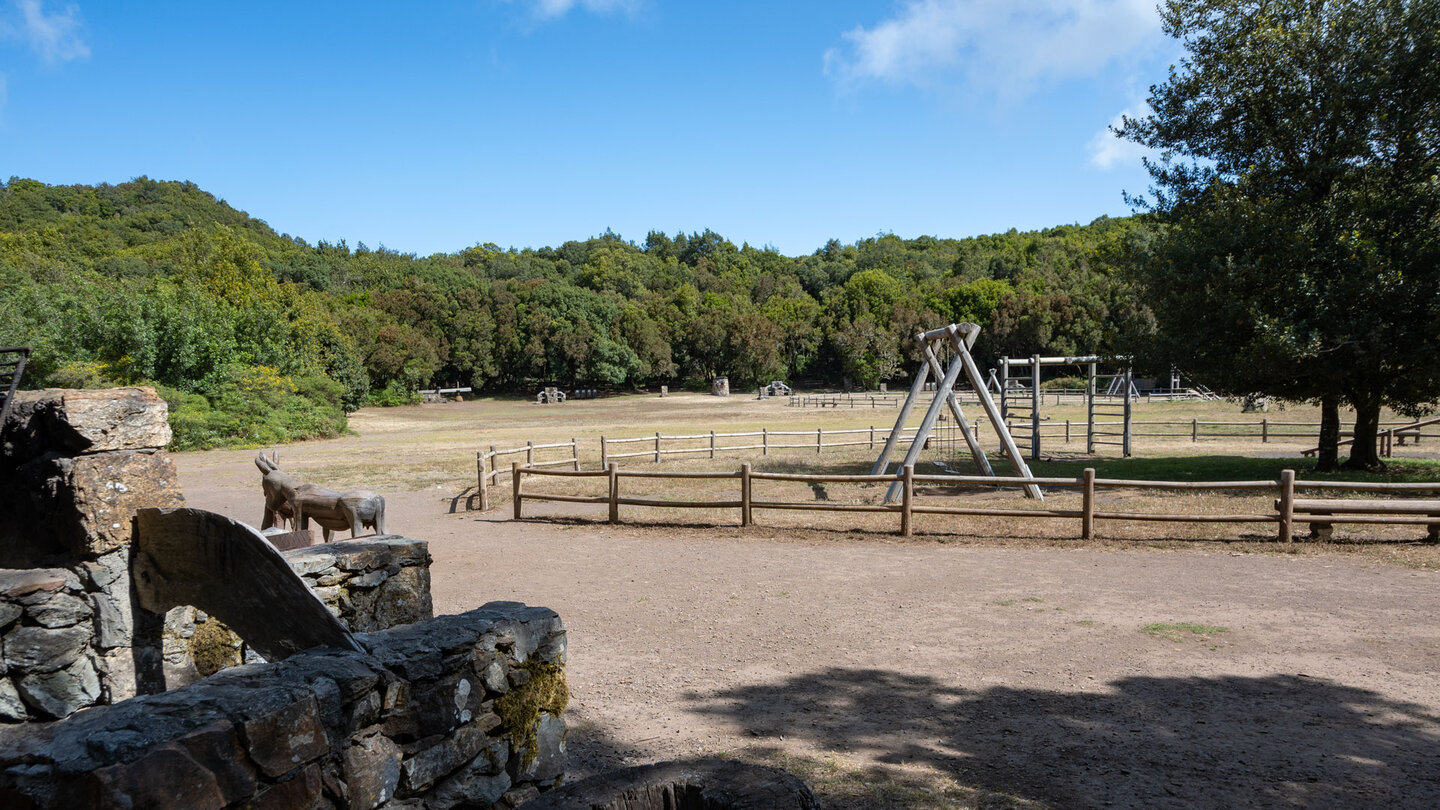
3,624,92,673
172,720,258,804
98,648,139,703
0,676,28,721
27,593,91,629
430,739,510,810
242,695,331,778
243,762,322,810
20,450,185,558
0,570,70,600
400,724,488,793
372,567,432,629
343,731,402,810
509,712,566,785
79,744,228,810
0,602,21,631
92,586,134,648
17,655,101,718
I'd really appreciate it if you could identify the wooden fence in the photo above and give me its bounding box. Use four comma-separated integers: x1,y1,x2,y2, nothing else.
475,439,580,511
510,462,1440,542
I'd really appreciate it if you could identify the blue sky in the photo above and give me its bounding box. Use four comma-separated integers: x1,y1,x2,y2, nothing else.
0,0,1175,256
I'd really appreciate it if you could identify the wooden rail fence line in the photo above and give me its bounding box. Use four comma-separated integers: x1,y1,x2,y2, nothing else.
508,462,1440,542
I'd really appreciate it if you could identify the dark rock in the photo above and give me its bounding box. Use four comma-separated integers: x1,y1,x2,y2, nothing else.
16,655,101,718
343,730,402,810
3,625,92,673
27,592,91,629
242,695,331,778
430,738,509,810
0,570,70,600
243,762,322,810
76,743,228,810
509,713,565,785
400,724,488,793
0,677,28,721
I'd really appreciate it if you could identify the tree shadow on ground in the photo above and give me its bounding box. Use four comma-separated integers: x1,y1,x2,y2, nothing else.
686,669,1440,808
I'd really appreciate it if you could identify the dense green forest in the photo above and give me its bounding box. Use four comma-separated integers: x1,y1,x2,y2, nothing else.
0,177,1147,448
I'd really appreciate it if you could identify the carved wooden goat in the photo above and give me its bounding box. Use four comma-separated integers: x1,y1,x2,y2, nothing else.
255,455,386,542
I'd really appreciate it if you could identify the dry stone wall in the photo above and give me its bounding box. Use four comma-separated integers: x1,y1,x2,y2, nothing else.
0,602,568,809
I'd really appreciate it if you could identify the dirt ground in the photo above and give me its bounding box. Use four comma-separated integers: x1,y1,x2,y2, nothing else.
174,397,1440,809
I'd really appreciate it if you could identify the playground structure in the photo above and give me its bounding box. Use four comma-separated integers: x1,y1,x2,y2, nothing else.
997,355,1135,461
537,386,567,404
871,323,1042,501
760,380,792,398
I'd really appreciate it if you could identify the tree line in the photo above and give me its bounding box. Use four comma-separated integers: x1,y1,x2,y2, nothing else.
0,177,1145,448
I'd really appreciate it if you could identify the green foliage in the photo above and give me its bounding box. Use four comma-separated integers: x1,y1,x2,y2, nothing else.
1,176,1154,446
1117,0,1440,470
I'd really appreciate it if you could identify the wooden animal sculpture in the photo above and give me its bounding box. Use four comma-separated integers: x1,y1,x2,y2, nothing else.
255,454,301,530
293,484,386,542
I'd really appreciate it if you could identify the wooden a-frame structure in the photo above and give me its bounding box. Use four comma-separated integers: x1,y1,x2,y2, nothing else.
870,323,1043,501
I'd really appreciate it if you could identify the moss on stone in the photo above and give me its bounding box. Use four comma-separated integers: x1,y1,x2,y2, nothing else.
188,618,243,676
495,660,569,767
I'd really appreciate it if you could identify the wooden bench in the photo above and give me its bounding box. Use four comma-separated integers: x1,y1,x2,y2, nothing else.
1278,498,1440,541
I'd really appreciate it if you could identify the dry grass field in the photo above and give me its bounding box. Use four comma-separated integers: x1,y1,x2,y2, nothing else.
174,392,1440,808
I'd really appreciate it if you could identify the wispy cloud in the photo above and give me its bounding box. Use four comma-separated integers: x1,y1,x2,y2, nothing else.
517,0,641,21
1088,103,1152,169
3,0,89,63
825,0,1159,101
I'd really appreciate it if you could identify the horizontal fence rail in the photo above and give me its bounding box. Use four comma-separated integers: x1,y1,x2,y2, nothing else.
474,416,1440,511
508,462,1440,543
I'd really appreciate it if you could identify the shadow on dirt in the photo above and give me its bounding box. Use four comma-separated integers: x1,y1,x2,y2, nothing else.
685,668,1440,808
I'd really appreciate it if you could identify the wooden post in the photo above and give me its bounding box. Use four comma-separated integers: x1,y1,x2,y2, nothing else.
1065,419,1071,444
608,463,619,524
600,435,608,467
710,430,716,459
1082,468,1096,540
1030,354,1041,462
900,464,915,537
1278,469,1295,543
654,432,662,464
869,425,875,449
763,428,769,456
489,445,498,483
526,440,534,465
1192,418,1198,442
740,462,752,527
1262,418,1269,443
572,437,580,471
511,461,523,520
1122,369,1133,457
816,428,823,454
477,452,489,511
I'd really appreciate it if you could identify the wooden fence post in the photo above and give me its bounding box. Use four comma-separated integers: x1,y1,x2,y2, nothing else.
489,445,498,483
1278,469,1295,543
1082,468,1096,540
710,430,716,459
763,428,769,456
511,461,523,520
572,437,580,471
740,462,752,527
526,440,534,465
869,425,875,450
655,432,662,464
608,462,619,524
1065,419,1071,444
1262,418,1269,443
477,452,489,511
1192,419,1198,442
816,428,823,454
600,435,608,467
900,464,915,537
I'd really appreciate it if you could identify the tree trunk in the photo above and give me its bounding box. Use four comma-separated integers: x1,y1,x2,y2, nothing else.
1314,394,1341,472
1342,395,1386,472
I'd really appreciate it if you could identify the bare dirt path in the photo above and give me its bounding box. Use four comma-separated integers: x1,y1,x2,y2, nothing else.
174,422,1440,808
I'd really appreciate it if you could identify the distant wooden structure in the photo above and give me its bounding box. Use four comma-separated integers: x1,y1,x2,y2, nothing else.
997,355,1134,460
871,323,1041,502
537,387,566,404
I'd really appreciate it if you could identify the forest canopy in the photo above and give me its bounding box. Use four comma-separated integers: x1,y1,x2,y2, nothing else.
0,177,1145,448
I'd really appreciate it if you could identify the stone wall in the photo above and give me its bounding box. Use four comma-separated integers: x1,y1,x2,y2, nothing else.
188,538,437,676
0,602,568,810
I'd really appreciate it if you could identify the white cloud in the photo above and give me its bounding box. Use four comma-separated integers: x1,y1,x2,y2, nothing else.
4,0,89,63
523,0,640,20
825,0,1159,100
1088,104,1151,169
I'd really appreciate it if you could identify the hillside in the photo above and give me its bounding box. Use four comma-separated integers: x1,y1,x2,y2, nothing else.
0,177,1147,448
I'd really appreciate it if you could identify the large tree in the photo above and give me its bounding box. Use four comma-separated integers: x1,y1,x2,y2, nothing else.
1118,0,1440,470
